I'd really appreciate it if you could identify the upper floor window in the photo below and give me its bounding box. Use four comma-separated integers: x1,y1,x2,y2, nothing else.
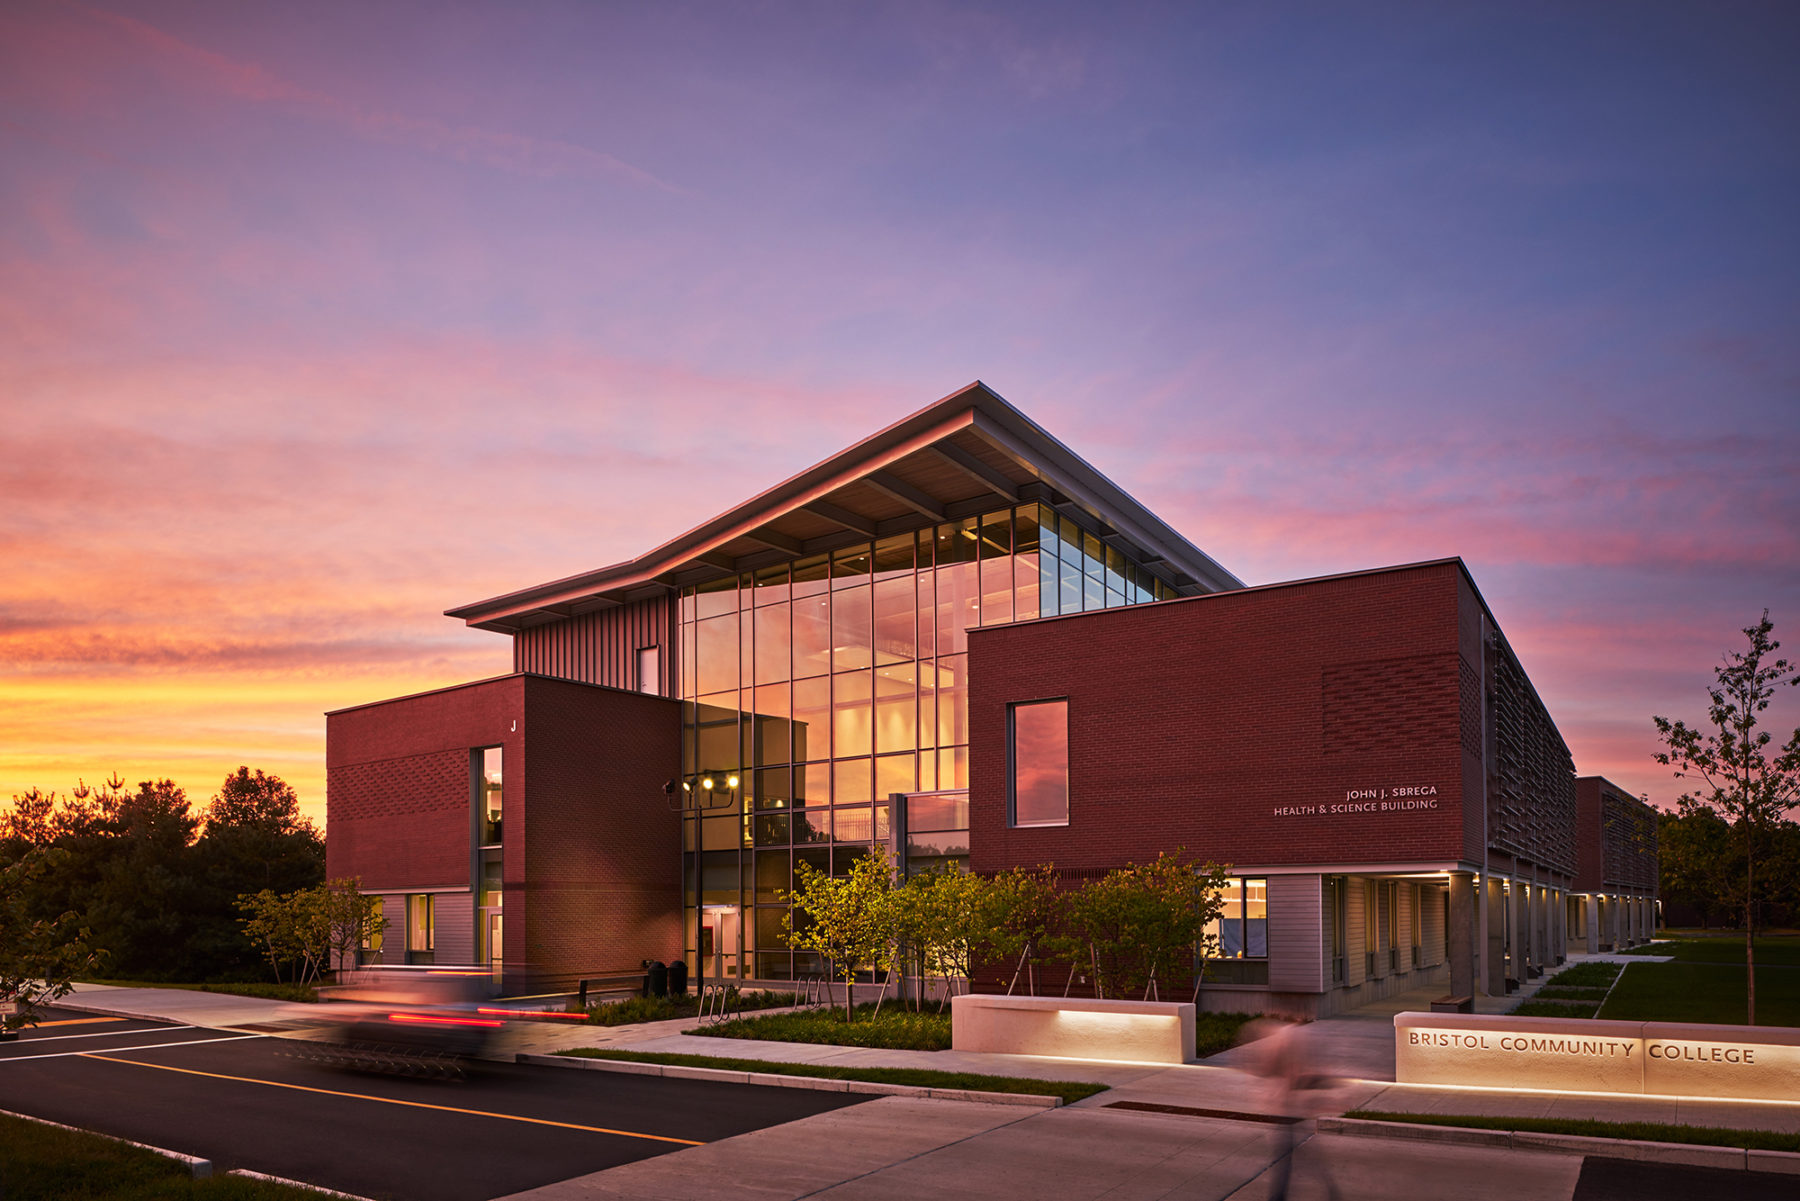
1009,699,1068,827
478,747,503,846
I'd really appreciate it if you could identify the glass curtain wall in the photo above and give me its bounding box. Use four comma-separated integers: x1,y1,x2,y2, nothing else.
677,504,1176,979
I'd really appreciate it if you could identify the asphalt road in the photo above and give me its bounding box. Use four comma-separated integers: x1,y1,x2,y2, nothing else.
0,1007,866,1201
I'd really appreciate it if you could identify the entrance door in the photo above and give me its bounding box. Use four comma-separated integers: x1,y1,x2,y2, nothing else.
702,907,742,981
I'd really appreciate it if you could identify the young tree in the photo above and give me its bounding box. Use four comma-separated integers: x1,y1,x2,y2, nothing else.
783,847,895,1021
1,848,102,1035
320,878,386,976
985,865,1063,996
894,866,990,1012
1062,852,1230,1000
1654,610,1800,1025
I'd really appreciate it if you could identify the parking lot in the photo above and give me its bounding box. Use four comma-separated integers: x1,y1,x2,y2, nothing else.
0,1007,867,1200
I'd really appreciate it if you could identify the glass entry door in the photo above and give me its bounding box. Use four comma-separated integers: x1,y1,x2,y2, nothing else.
702,906,742,980
486,913,503,990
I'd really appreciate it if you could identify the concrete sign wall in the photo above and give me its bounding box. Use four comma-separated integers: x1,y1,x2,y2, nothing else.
1396,1013,1800,1102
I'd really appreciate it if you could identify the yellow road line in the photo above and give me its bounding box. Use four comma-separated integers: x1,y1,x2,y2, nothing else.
35,1017,124,1029
81,1053,705,1146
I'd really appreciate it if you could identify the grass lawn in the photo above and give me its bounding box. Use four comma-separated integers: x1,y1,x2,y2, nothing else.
1598,960,1800,1026
585,990,796,1026
78,980,318,1003
0,1113,327,1199
1510,961,1620,1019
690,1002,952,1050
555,1047,1108,1104
1346,1109,1800,1153
1639,936,1800,968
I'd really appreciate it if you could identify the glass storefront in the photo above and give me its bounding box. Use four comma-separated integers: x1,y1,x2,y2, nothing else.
677,503,1176,979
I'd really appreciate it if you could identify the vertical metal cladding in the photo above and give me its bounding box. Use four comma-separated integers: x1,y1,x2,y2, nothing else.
511,595,675,693
1487,638,1578,876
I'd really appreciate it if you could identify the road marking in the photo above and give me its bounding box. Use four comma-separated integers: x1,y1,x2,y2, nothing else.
34,1017,124,1029
8,1025,194,1044
0,1035,263,1063
81,1053,706,1146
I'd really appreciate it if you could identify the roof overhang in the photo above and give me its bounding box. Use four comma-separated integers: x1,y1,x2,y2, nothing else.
447,381,1243,633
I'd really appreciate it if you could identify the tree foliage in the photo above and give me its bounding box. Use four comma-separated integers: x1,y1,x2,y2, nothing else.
783,847,896,1020
0,767,325,983
1653,611,1800,1024
236,878,384,985
0,848,103,1033
784,848,1234,1011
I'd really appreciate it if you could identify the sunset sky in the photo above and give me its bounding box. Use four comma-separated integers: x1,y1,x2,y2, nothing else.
4,1,1796,829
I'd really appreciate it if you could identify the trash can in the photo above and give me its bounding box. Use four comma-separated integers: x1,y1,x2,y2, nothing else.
666,958,688,997
644,960,667,998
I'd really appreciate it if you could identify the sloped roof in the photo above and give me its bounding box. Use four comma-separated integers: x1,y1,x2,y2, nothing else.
447,381,1242,633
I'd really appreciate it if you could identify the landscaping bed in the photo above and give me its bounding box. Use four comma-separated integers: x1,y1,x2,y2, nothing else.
1346,1109,1800,1153
689,1003,951,1050
0,1112,325,1199
555,1047,1108,1104
1510,961,1621,1019
584,989,796,1027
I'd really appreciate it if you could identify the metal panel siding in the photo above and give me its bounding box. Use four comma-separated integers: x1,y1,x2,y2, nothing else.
1344,879,1366,987
1420,884,1445,967
1268,874,1324,992
434,892,475,964
512,596,675,693
381,895,406,965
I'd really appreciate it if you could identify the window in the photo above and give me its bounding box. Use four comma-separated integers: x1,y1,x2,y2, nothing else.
1008,699,1068,826
478,747,502,846
360,914,384,966
1203,877,1268,985
406,894,435,964
637,646,661,695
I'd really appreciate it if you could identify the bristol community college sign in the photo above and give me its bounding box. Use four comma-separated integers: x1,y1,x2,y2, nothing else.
1395,1013,1800,1102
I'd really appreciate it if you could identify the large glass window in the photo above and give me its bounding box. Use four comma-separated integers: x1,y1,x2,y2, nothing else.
477,747,502,846
1009,699,1069,827
677,504,1174,970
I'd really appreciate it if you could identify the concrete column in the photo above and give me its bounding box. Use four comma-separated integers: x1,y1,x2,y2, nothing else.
1486,876,1508,995
1508,879,1527,985
1449,872,1477,999
1534,886,1550,972
1586,895,1600,953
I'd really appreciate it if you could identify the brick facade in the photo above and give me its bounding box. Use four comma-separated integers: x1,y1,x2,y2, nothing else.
968,561,1474,875
326,673,681,990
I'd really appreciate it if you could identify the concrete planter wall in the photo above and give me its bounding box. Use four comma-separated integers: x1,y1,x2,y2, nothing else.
952,994,1196,1064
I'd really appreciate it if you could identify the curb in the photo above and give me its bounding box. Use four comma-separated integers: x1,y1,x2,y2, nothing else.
0,1106,212,1177
228,1168,383,1198
1318,1117,1800,1173
518,1053,1062,1108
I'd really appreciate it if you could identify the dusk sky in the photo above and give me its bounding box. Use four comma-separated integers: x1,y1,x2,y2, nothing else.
4,1,1796,828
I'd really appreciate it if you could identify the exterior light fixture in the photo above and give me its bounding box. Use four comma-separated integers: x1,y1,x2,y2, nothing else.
701,776,715,790
726,774,740,789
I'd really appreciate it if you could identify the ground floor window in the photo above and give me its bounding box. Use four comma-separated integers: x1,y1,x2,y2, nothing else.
407,893,435,965
1202,877,1268,985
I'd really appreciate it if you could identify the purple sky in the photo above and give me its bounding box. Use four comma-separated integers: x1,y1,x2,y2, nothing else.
3,1,1796,825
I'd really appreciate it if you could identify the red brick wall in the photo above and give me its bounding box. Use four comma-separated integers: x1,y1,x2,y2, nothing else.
326,673,683,987
326,675,526,890
968,562,1472,875
517,675,681,988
